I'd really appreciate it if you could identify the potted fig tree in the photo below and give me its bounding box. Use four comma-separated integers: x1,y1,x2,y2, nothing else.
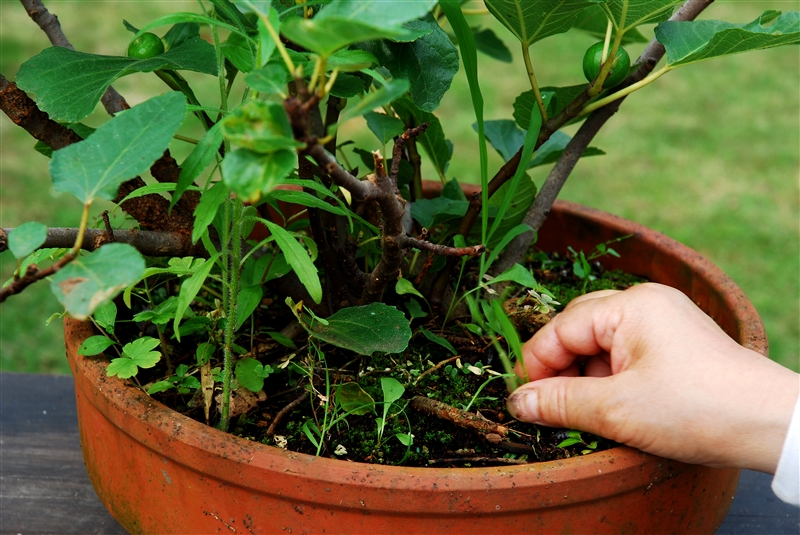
1,0,797,533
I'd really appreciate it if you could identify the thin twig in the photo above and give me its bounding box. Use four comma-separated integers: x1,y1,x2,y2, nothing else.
492,0,716,274
266,393,306,437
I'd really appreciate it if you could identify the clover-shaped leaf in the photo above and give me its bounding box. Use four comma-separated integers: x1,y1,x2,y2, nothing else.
107,337,162,379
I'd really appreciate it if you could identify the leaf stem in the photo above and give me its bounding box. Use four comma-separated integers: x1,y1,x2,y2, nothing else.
68,202,91,258
521,44,548,123
580,64,671,117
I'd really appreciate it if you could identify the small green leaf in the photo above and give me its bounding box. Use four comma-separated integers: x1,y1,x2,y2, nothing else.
266,221,322,304
77,335,117,356
192,181,228,244
172,121,223,209
197,342,215,365
420,327,457,356
173,253,221,339
246,63,291,95
490,299,524,372
405,298,427,320
336,382,376,415
235,285,264,331
336,79,411,128
147,380,176,394
222,149,297,203
327,49,379,72
304,303,411,355
222,100,304,153
395,278,425,300
133,296,179,325
221,31,255,73
235,357,273,392
93,300,117,335
395,433,414,446
123,336,162,363
558,437,584,448
106,358,140,379
162,22,201,50
473,27,512,62
8,222,48,259
380,377,405,405
50,92,187,204
107,336,161,379
364,111,405,145
51,244,145,320
488,263,535,288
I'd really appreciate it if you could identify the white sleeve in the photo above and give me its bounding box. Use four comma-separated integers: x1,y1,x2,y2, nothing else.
772,393,800,506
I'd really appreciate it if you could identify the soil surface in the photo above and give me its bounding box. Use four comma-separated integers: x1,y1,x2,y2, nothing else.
123,253,643,467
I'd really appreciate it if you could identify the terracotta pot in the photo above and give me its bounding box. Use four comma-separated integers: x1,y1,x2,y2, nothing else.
65,197,766,534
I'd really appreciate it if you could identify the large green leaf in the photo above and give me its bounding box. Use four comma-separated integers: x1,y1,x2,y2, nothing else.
265,221,322,304
655,11,800,67
485,0,598,47
281,0,437,57
17,38,216,122
221,149,297,203
600,0,680,33
359,15,459,112
51,243,145,320
50,92,186,204
317,0,437,27
305,303,412,355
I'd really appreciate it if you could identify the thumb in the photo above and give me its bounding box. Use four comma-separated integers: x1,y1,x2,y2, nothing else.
506,375,621,435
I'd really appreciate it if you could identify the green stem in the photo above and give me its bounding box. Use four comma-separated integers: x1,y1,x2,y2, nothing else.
219,200,243,432
580,64,671,117
68,203,92,258
521,44,548,123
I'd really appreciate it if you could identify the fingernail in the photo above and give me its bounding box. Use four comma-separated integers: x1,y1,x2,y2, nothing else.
507,390,539,423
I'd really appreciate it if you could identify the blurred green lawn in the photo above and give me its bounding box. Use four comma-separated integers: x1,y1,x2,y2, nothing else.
1,1,798,373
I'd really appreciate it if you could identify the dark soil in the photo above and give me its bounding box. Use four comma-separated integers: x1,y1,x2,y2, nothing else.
123,252,644,468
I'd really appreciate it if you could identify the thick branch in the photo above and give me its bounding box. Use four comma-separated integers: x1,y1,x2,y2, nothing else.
492,0,716,274
0,74,82,149
19,0,129,115
0,227,206,257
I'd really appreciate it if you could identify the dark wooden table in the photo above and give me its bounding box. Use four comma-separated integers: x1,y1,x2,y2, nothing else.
1,372,797,535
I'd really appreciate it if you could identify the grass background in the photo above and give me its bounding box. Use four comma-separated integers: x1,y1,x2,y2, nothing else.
1,1,798,373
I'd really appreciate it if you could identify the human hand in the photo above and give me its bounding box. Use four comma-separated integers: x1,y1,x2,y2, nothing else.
506,283,799,473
